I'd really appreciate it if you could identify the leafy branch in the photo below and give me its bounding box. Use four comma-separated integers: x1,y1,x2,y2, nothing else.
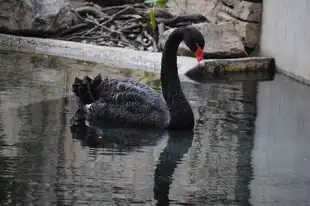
144,0,168,31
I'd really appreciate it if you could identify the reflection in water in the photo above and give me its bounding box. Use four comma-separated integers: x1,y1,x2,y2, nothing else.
70,120,166,155
175,81,257,205
153,130,194,206
0,51,259,205
0,98,68,205
0,106,13,205
70,121,194,205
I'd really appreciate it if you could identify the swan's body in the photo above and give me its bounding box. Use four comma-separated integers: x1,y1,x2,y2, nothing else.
72,26,205,130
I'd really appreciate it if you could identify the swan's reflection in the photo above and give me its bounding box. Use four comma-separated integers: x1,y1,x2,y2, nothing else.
70,116,166,154
154,130,194,206
70,111,194,205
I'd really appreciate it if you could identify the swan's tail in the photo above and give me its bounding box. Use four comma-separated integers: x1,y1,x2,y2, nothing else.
72,74,105,127
72,75,97,104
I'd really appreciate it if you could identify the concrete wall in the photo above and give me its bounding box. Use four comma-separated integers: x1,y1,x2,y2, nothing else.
260,0,310,83
251,74,310,205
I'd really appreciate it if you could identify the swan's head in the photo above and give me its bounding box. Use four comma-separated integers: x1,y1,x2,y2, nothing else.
183,27,205,63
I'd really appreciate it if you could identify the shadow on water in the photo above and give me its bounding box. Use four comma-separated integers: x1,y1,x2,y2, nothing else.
0,51,260,205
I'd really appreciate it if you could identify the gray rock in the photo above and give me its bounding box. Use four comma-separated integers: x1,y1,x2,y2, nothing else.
158,22,247,58
217,11,261,48
0,0,74,33
167,0,220,23
166,0,263,50
221,0,236,7
166,0,262,24
219,1,262,23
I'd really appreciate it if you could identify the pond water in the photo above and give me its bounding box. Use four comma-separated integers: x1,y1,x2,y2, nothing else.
0,51,309,206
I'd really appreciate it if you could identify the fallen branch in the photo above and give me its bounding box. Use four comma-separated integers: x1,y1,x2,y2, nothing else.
100,6,137,26
53,3,210,52
157,14,209,27
75,6,106,18
101,3,147,13
58,23,89,36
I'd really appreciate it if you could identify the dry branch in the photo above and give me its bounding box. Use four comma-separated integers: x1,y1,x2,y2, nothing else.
53,3,208,52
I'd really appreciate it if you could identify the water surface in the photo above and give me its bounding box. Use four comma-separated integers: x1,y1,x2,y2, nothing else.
0,51,309,205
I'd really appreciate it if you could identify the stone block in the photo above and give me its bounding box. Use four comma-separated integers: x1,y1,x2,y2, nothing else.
159,22,247,58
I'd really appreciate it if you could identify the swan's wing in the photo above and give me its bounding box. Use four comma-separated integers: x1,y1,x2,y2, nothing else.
85,81,169,127
98,78,162,107
100,78,154,92
79,77,169,127
121,78,155,92
86,100,169,127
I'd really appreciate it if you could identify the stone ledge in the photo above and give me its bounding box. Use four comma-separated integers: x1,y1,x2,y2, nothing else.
0,33,198,76
0,33,274,85
185,57,275,82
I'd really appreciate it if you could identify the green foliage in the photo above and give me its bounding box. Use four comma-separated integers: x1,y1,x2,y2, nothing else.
149,7,156,31
144,0,167,7
144,0,168,31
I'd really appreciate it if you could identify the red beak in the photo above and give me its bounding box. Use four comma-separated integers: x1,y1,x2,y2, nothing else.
194,45,204,62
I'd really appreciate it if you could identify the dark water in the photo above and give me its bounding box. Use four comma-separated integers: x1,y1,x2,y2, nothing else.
0,51,309,206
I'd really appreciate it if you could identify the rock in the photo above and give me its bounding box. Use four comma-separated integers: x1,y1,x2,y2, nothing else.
220,1,262,23
234,21,260,48
158,22,247,59
166,0,263,50
217,11,260,48
167,0,261,23
0,0,74,34
221,0,235,7
167,0,220,23
245,0,262,2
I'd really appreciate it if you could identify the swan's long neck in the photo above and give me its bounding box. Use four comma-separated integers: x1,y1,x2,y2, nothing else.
161,29,195,129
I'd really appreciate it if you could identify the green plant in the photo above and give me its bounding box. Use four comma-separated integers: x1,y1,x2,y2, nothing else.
144,0,168,31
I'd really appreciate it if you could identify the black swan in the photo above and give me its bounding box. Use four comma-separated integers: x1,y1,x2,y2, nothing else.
72,26,205,130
